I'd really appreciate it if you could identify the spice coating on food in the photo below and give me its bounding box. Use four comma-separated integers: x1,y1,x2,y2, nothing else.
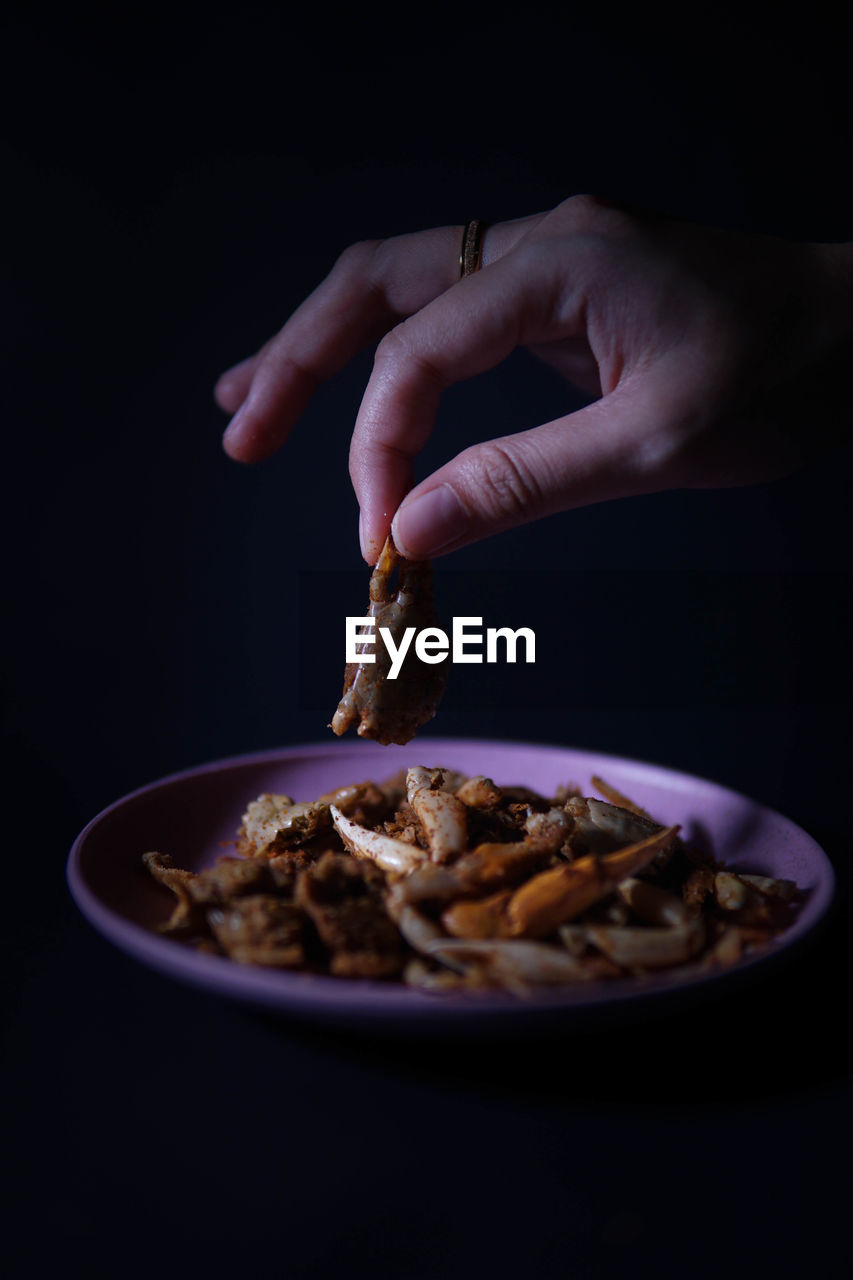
143,769,803,995
331,536,448,745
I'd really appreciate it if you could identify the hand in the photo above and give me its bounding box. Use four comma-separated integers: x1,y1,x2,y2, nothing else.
216,196,853,563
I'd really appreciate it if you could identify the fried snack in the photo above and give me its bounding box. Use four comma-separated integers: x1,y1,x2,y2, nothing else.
331,536,448,745
143,768,803,996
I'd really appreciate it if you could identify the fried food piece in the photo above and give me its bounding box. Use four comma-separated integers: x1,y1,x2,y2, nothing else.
393,836,557,907
165,849,324,907
331,536,448,745
266,849,325,896
441,889,513,939
330,805,428,873
385,894,447,953
315,781,390,826
406,767,468,863
524,807,572,849
143,850,195,899
143,851,206,936
238,795,332,857
713,871,796,926
617,877,696,927
738,873,797,900
187,856,277,904
565,796,662,855
381,799,426,846
423,937,620,993
565,795,678,878
701,922,775,969
683,865,716,908
582,917,706,969
590,775,654,820
207,896,305,967
506,826,680,939
455,776,504,809
403,959,469,992
295,852,405,979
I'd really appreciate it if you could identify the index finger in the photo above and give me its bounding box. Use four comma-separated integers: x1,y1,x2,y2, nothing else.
351,240,577,560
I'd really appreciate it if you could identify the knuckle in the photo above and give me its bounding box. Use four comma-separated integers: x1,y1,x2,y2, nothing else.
460,440,544,521
565,191,605,217
371,235,402,281
556,192,634,235
373,323,446,390
373,323,409,369
333,238,383,282
563,191,609,217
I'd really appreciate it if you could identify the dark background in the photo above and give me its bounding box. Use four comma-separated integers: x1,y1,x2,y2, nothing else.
4,4,853,1277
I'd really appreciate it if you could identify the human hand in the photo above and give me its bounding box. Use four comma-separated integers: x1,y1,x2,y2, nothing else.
216,197,853,563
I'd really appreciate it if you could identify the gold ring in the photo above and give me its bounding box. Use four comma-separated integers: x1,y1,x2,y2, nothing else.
460,220,488,278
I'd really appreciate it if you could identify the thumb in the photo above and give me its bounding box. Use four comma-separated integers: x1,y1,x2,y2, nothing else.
390,378,671,558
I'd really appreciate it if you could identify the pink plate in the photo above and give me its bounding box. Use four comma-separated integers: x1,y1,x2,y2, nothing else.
67,739,835,1029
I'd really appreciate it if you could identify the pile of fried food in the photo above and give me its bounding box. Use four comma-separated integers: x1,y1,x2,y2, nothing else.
144,767,801,996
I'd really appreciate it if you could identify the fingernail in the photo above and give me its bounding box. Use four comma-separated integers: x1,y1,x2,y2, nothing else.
392,485,470,558
358,511,368,561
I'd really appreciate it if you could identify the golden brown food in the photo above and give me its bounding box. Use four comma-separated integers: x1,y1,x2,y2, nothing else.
331,536,448,745
142,768,803,996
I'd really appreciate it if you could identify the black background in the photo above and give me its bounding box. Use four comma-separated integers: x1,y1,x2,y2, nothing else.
4,4,853,1277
